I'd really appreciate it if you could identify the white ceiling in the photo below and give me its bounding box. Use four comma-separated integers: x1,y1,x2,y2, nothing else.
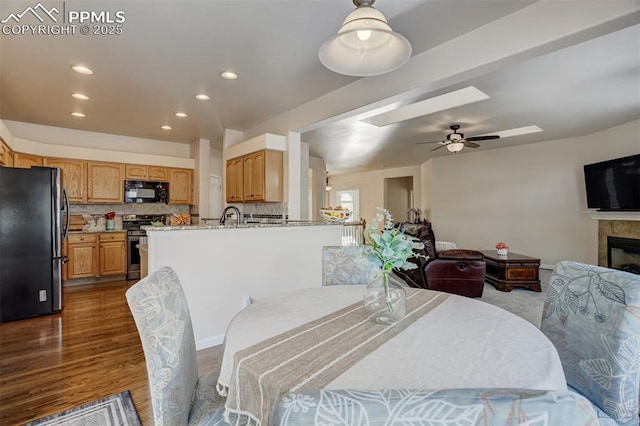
1,0,639,175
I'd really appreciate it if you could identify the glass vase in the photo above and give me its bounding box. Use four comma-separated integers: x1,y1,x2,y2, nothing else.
363,270,407,325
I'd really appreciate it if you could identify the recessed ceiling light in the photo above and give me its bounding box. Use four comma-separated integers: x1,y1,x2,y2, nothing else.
174,112,188,118
161,125,172,130
71,112,86,118
220,71,238,80
72,93,89,100
71,65,93,75
195,94,211,101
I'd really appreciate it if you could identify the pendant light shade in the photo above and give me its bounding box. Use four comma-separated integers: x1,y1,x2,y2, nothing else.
319,0,412,77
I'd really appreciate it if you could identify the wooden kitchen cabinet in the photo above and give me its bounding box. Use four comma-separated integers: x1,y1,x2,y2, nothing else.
125,164,147,180
243,150,283,202
0,138,13,167
148,166,169,181
125,164,169,181
169,168,193,204
226,150,283,203
66,233,98,279
87,162,124,203
43,157,87,203
226,157,244,203
13,153,42,168
99,233,126,276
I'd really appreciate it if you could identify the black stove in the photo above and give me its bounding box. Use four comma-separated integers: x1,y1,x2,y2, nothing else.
122,214,166,231
123,214,166,280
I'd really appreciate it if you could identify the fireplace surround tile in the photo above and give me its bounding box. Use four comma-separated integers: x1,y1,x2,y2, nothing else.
598,220,640,267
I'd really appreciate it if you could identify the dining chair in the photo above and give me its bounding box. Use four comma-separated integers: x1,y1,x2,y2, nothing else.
541,261,640,426
322,245,379,285
126,266,227,425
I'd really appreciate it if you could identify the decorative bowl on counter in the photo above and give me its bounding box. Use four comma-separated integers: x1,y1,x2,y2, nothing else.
320,209,352,222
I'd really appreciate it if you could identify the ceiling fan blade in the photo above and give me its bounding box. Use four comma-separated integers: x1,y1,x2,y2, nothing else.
415,140,446,145
466,135,500,142
431,144,447,152
465,142,480,149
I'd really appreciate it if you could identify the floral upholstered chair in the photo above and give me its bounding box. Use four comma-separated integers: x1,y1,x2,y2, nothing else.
541,261,640,426
274,388,597,425
126,267,227,425
322,246,379,286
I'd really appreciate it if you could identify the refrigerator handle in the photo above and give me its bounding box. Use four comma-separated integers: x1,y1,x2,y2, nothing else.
62,187,70,240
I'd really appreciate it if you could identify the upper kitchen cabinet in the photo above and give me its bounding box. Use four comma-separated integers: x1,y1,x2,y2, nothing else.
0,139,13,167
87,162,124,203
226,157,243,203
43,158,87,203
243,150,283,202
169,168,193,204
125,164,169,182
13,153,42,169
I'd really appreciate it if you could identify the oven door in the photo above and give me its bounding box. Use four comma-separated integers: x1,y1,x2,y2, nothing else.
127,230,145,280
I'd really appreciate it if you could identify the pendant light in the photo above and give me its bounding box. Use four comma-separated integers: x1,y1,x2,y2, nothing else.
319,0,412,77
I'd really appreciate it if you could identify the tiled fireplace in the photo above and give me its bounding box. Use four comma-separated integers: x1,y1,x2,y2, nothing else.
598,220,640,275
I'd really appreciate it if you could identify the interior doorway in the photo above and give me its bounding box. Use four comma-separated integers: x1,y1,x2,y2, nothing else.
384,176,413,223
209,175,222,219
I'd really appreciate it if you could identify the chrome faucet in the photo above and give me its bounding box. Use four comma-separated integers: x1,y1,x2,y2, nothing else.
220,206,242,225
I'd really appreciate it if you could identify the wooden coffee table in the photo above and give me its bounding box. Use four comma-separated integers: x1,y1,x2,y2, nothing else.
481,250,541,292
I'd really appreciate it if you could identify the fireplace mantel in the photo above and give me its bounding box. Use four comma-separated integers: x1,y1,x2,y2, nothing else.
586,211,640,221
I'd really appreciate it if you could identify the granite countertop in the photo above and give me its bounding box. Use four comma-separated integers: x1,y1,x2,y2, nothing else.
142,221,341,231
68,229,126,234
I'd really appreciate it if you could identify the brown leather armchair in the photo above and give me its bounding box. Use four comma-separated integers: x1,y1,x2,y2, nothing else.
392,221,486,298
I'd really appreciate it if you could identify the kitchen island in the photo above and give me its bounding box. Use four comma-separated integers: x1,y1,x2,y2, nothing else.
143,222,343,349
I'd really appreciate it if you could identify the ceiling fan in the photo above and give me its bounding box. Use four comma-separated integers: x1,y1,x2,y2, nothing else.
415,124,500,153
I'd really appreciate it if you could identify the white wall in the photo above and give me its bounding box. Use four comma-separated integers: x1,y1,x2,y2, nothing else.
427,120,640,267
146,225,343,348
210,146,223,177
328,165,423,224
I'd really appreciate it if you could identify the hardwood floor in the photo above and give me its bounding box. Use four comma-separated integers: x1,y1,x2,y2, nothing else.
0,280,222,425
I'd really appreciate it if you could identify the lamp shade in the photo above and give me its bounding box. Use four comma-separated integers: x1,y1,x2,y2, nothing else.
319,5,412,77
446,142,465,153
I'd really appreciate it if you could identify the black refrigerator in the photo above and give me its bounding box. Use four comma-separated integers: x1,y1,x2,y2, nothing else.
0,166,69,322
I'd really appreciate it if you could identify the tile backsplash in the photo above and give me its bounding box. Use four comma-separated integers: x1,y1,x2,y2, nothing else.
230,203,287,217
69,203,189,217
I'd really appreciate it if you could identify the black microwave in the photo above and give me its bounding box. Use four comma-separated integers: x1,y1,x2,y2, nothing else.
124,180,169,204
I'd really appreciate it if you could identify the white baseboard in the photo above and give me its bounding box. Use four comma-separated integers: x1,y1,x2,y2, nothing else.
540,264,555,270
196,334,225,350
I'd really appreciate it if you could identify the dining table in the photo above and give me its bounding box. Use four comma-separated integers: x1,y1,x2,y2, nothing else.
216,285,567,426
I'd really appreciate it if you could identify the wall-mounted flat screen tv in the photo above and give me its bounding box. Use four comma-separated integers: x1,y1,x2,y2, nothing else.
584,154,640,211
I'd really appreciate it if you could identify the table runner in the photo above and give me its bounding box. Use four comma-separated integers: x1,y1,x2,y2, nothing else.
223,288,448,426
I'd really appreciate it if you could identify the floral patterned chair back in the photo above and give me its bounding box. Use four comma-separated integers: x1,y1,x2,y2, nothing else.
126,267,226,425
541,261,640,426
322,246,380,285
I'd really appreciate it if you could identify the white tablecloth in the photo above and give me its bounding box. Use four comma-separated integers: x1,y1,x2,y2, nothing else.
218,286,566,393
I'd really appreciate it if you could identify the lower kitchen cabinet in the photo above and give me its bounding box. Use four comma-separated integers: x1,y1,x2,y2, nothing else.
64,232,126,281
99,233,126,276
66,233,98,279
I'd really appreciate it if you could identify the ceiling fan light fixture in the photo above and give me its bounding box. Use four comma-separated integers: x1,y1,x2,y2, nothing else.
446,142,464,153
319,0,412,77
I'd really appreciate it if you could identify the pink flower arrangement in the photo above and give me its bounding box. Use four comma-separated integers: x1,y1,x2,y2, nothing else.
495,242,509,250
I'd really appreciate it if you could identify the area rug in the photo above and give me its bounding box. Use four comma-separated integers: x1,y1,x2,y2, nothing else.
25,390,141,426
